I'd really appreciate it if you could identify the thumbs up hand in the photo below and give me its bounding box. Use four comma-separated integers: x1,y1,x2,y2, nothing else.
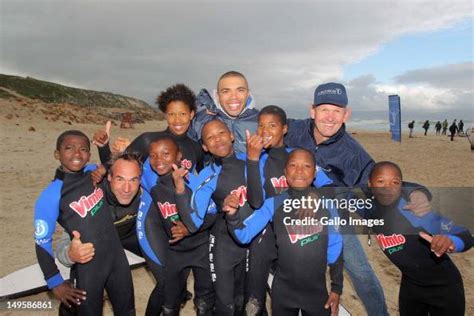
246,129,269,161
92,121,112,148
419,232,455,257
68,230,95,264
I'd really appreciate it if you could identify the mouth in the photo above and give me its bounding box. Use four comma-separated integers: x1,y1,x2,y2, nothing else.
225,102,242,111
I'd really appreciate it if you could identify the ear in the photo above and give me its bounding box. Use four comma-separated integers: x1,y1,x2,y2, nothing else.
230,133,235,142
310,106,316,120
107,173,112,182
176,151,183,162
54,150,60,160
343,107,352,122
282,124,288,135
368,179,372,188
202,143,209,153
190,110,195,120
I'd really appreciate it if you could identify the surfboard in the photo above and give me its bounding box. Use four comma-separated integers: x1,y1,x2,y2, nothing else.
267,272,352,316
0,250,145,300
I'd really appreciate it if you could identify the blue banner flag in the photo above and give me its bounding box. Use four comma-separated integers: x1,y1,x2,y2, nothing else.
388,95,401,142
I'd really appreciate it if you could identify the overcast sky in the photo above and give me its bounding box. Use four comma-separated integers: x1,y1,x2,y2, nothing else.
1,0,472,122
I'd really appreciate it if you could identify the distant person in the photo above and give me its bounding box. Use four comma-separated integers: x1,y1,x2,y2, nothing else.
458,120,464,135
408,120,415,138
435,121,442,135
449,120,458,141
422,120,430,136
442,119,448,135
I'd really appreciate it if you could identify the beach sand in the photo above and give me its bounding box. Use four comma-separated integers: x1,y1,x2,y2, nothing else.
1,106,472,315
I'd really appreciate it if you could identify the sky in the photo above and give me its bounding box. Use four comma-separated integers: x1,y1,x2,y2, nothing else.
1,0,473,123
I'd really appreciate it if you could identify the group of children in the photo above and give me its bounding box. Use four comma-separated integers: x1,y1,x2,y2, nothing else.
34,82,472,316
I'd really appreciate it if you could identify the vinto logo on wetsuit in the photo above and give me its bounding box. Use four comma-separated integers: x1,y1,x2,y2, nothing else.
285,221,323,247
180,159,193,170
157,202,180,222
376,233,406,255
69,188,105,218
270,176,288,194
230,186,248,207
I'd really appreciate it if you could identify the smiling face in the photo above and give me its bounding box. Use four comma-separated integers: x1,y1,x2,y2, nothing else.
165,100,195,136
54,135,91,173
369,165,403,206
148,139,181,176
257,113,288,148
284,149,316,190
217,75,249,118
201,120,234,158
311,104,351,143
108,159,141,205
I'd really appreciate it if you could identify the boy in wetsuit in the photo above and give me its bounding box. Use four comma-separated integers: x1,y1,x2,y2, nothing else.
174,119,254,315
138,137,215,316
223,148,343,316
364,161,472,316
245,105,332,315
34,130,134,315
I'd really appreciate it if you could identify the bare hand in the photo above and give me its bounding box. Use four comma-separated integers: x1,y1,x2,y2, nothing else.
419,232,455,257
90,165,106,186
111,137,131,154
404,190,431,217
92,121,112,148
245,129,272,161
68,231,95,264
52,281,87,308
222,191,241,216
172,164,189,194
324,292,340,316
169,221,190,243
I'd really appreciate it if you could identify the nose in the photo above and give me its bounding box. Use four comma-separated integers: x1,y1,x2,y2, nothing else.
123,181,131,193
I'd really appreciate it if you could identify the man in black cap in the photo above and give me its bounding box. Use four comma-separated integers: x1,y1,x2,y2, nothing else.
285,82,432,316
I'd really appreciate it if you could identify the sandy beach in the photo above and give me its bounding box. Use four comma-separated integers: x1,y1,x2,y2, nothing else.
1,101,472,315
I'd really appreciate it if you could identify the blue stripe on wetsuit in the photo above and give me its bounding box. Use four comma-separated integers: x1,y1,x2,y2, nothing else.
136,190,161,265
34,179,64,289
327,207,343,264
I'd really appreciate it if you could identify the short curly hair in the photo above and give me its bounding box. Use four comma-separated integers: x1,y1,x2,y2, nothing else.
156,84,197,113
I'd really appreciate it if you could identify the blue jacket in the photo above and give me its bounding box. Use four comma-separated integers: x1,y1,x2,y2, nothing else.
190,88,259,154
285,119,374,187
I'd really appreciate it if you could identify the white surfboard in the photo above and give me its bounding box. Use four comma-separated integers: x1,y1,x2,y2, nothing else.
0,250,145,299
267,272,351,316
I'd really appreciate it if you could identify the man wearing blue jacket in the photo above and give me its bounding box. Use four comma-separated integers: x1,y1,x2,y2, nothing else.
191,71,259,154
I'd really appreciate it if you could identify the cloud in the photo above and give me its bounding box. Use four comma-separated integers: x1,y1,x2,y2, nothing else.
346,62,473,120
0,0,472,119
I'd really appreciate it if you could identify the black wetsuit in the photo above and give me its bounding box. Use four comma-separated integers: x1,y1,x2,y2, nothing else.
34,166,134,315
361,198,473,316
149,173,215,315
176,153,254,315
245,146,333,315
227,187,343,315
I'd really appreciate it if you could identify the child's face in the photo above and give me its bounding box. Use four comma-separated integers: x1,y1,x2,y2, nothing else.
148,140,181,176
165,101,195,136
369,166,402,206
54,135,91,173
284,150,316,190
201,120,234,158
257,114,288,148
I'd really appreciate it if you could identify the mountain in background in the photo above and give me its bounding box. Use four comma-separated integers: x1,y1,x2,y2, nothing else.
0,74,164,124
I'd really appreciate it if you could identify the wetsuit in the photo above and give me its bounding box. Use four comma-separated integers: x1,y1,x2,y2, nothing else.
137,190,168,316
245,146,333,315
176,153,254,315
360,198,472,316
56,179,142,268
148,173,216,315
34,166,135,316
227,187,343,315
